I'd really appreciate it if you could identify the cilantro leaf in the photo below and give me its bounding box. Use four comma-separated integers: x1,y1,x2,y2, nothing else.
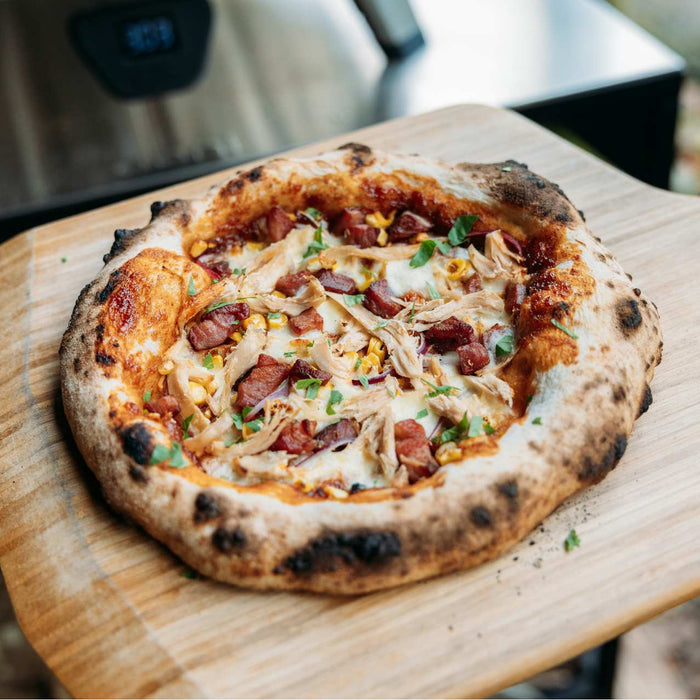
532,416,542,425
374,320,390,330
203,352,214,370
304,207,322,220
436,413,469,444
484,421,495,435
344,293,365,307
182,413,194,439
244,419,263,433
420,378,458,398
231,412,244,430
410,239,438,267
149,442,187,468
409,302,416,323
551,319,578,339
296,378,322,399
241,406,252,419
283,350,297,358
60,256,67,263
426,282,440,300
143,390,151,403
495,334,514,357
303,225,329,259
354,356,362,371
564,529,581,552
267,312,281,320
326,389,343,415
187,276,197,296
447,215,479,246
203,300,236,314
416,408,428,419
150,444,171,464
358,375,370,389
232,267,247,275
467,415,484,438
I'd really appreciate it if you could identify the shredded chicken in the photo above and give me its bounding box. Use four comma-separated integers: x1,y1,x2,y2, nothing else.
426,392,490,424
468,244,499,279
167,361,209,432
210,327,266,414
328,244,419,263
219,408,292,459
485,231,523,278
247,277,325,316
237,451,292,481
396,290,504,331
464,373,514,407
335,320,371,353
308,338,354,382
185,412,233,453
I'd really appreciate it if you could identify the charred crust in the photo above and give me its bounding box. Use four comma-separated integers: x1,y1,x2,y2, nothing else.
578,209,586,221
282,531,401,575
617,299,642,333
96,269,123,303
95,352,116,365
338,142,372,155
638,385,653,417
613,385,627,402
103,229,141,264
470,506,493,528
150,201,167,218
194,492,221,524
119,423,154,466
497,479,518,503
579,434,628,483
128,465,149,483
245,166,263,182
212,527,246,553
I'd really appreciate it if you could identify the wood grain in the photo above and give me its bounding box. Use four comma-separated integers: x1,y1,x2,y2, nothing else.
0,104,698,699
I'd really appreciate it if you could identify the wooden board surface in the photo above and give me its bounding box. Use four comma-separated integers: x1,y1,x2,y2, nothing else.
0,104,698,699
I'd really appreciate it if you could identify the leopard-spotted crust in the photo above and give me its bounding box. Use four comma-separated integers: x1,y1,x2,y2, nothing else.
60,145,662,593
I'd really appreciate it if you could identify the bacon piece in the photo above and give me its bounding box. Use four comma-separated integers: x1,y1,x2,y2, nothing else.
389,211,433,241
144,394,180,417
424,316,476,352
289,359,332,385
195,256,231,281
463,273,483,294
314,269,358,294
457,342,490,375
271,419,317,454
315,419,358,450
289,307,324,336
394,419,436,483
363,279,402,318
255,206,294,242
235,354,290,409
332,207,367,235
187,302,250,351
344,224,379,248
275,270,312,296
505,282,526,316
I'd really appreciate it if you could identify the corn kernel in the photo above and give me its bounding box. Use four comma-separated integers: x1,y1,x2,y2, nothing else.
189,240,208,258
246,241,265,252
268,313,288,329
158,359,175,375
205,378,219,394
305,256,323,272
367,338,386,362
366,210,395,228
445,258,468,281
230,331,243,343
243,313,267,330
357,267,377,292
376,229,389,247
345,351,359,370
210,354,224,370
287,212,297,221
415,232,430,242
295,480,313,493
189,381,208,405
318,250,338,270
436,441,463,466
203,408,212,419
324,485,349,499
272,291,286,298
360,353,381,372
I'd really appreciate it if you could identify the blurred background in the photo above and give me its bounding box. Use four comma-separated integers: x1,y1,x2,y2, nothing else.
0,0,698,697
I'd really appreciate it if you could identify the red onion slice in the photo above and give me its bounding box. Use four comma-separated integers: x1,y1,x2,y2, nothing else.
293,436,356,467
500,232,523,256
351,368,396,386
246,379,290,418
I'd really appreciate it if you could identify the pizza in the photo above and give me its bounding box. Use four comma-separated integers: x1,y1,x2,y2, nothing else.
60,143,662,593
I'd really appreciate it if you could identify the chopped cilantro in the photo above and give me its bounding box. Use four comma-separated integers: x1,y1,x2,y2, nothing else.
447,214,479,247
232,267,247,275
296,377,322,400
303,225,329,258
231,412,244,430
360,266,374,276
525,394,534,405
358,374,370,389
467,415,484,438
421,378,458,398
353,356,362,371
60,256,67,263
143,390,151,403
436,413,469,444
181,414,194,439
410,239,450,267
187,276,197,296
374,320,390,330
267,312,281,319
241,406,252,419
426,282,440,300
182,569,198,579
416,408,428,419
283,350,297,358
551,318,578,339
564,529,581,552
409,302,416,323
203,352,214,370
484,421,495,435
495,334,514,357
203,300,235,314
326,389,343,415
304,207,322,221
149,442,187,468
343,293,365,306
387,388,395,398
532,416,542,425
307,341,315,348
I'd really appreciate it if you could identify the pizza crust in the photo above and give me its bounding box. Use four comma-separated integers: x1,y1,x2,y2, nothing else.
60,145,662,593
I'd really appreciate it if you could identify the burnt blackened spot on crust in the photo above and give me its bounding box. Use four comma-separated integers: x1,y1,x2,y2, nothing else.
246,166,263,182
194,492,221,523
617,299,642,333
119,423,154,465
579,434,628,483
638,385,653,417
470,506,492,528
578,209,586,221
503,159,528,170
338,142,372,154
95,352,116,365
96,269,123,303
282,531,401,575
212,527,246,553
128,465,148,483
150,201,167,218
613,385,627,402
497,480,518,502
103,228,141,264
95,323,105,342
73,357,81,373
